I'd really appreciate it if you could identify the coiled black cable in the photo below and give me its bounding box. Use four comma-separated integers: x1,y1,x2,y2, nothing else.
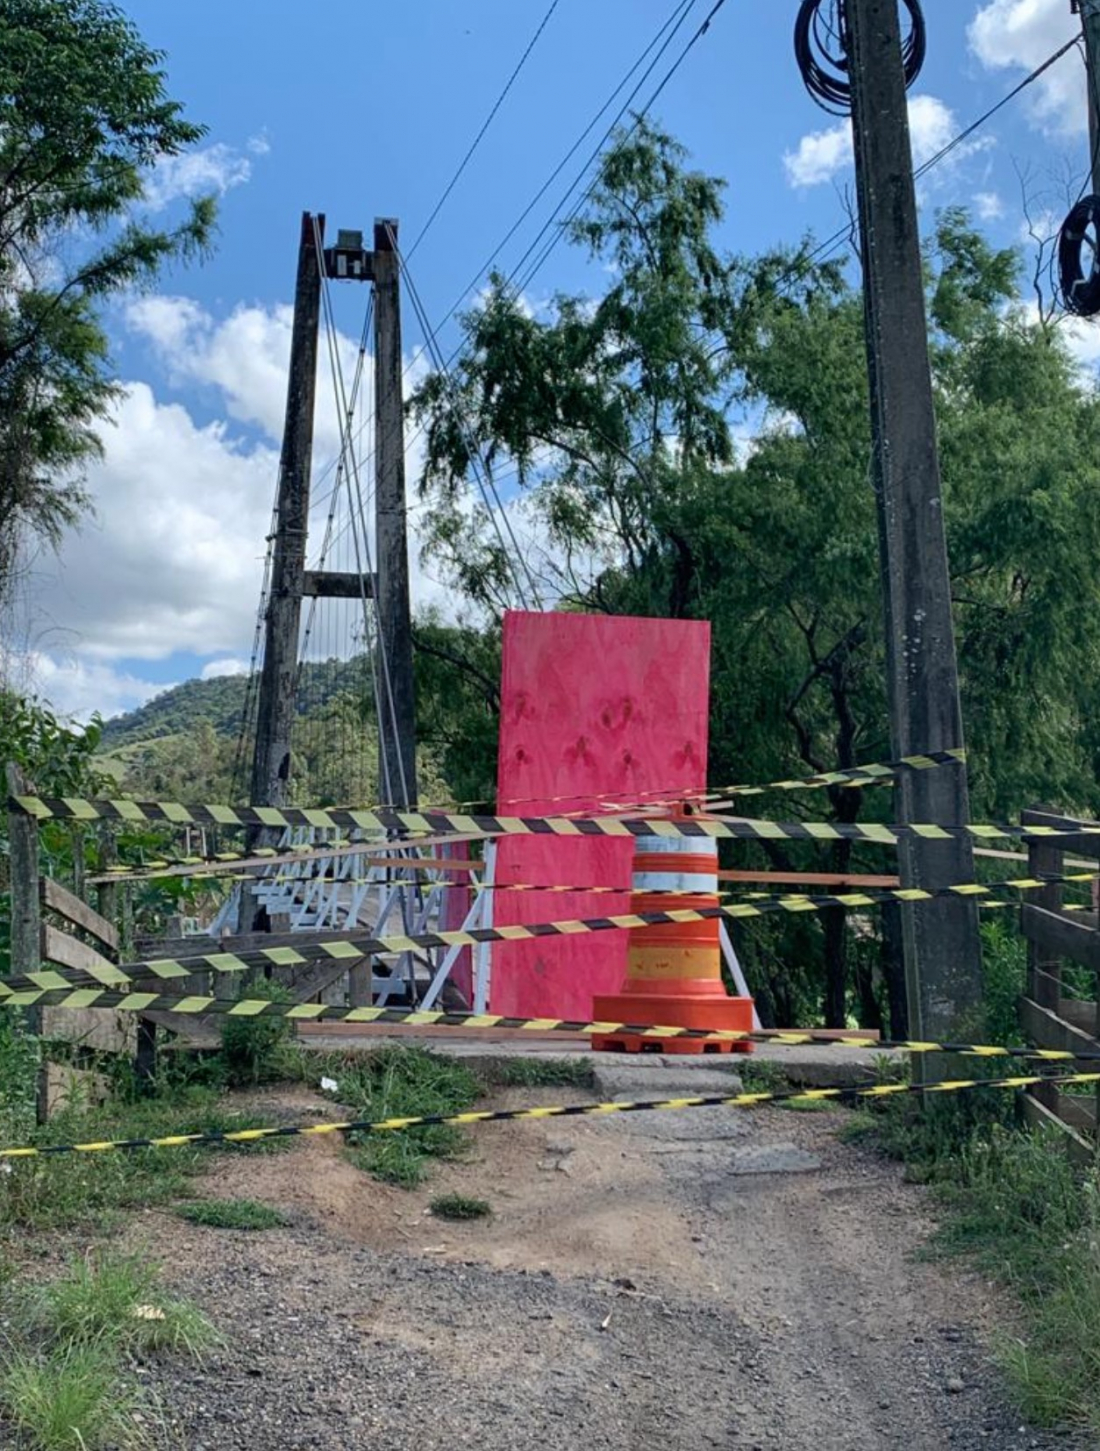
794,0,927,116
1058,195,1100,319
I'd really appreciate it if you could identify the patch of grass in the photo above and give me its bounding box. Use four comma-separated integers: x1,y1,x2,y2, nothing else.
853,1092,1100,1435
325,1047,481,1188
430,1193,492,1221
488,1056,594,1089
1,1340,143,1451
837,1109,880,1144
0,1089,287,1232
220,978,294,1087
737,1058,790,1095
175,1198,289,1231
38,1253,221,1361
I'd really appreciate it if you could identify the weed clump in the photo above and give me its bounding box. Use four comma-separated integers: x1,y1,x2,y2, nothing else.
175,1198,289,1231
430,1193,492,1221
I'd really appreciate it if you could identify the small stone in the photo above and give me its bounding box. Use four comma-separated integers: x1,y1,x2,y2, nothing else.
944,1376,966,1394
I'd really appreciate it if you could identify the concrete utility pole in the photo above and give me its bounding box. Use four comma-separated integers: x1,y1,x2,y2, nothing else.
250,211,324,815
845,0,983,1039
1077,1,1100,193
373,219,418,809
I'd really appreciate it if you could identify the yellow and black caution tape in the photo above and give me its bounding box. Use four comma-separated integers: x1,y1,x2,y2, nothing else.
2,1069,1096,1161
4,981,1100,1064
443,748,968,810
3,868,1095,994
13,791,1097,846
78,751,966,881
704,748,966,799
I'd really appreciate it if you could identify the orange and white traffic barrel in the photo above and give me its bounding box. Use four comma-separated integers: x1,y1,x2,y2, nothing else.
592,830,754,1054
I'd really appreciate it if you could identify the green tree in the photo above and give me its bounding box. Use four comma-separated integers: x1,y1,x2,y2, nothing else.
411,121,1100,1030
0,0,215,594
412,118,739,613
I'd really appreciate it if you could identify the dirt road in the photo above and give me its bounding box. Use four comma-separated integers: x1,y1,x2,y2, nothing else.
104,1072,1093,1451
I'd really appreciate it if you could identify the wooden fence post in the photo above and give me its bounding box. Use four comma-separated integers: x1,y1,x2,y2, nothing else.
6,762,48,1123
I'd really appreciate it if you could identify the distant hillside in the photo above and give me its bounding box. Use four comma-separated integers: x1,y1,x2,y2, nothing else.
100,657,377,749
100,674,250,748
97,657,386,804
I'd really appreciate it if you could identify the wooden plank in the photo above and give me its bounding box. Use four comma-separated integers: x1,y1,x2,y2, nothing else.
41,1005,134,1055
1054,1092,1097,1132
1021,904,1100,974
139,1011,221,1051
1019,997,1100,1057
1021,808,1100,861
718,871,902,888
974,846,1100,871
135,927,383,959
302,570,375,599
45,1063,112,1116
1059,999,1099,1035
41,923,123,981
1023,813,1066,1009
1021,1093,1096,1167
40,877,119,952
7,762,48,1122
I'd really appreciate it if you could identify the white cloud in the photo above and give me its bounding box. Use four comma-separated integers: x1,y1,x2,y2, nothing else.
125,295,366,457
17,297,449,720
784,96,988,188
24,381,277,663
1055,313,1100,371
16,653,170,723
975,190,1005,220
201,657,250,680
1014,298,1100,376
143,139,266,210
968,0,1083,135
784,120,853,188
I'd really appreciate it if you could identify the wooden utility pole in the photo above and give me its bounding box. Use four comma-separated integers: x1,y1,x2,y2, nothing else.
846,0,983,1039
373,218,418,809
6,762,48,1122
1077,1,1100,193
249,211,325,815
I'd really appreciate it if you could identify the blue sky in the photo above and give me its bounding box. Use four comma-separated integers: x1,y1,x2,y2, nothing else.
11,0,1096,720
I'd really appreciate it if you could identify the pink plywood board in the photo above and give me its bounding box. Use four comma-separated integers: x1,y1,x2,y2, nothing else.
491,610,711,1020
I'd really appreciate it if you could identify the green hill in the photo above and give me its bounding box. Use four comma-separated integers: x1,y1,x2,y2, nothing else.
100,674,250,748
98,658,382,804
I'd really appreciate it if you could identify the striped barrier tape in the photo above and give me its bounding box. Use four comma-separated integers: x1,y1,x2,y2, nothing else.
5,982,1100,1063
702,748,966,798
12,792,1097,846
76,752,965,881
3,869,1095,994
441,748,968,810
2,1068,1096,1160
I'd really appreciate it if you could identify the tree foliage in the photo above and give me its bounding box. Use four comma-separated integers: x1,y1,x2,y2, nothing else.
0,0,215,593
410,120,1100,1028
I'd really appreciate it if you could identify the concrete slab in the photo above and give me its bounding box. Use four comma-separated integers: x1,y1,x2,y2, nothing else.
592,1064,745,1098
727,1143,822,1175
295,1032,900,1090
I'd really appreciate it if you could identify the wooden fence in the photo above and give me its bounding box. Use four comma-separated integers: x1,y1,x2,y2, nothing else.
1021,806,1100,1164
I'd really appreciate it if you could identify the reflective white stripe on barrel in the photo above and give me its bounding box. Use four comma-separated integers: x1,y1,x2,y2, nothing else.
633,836,718,894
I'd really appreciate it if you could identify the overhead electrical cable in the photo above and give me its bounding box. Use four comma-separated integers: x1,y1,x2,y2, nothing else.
405,0,563,263
388,226,543,611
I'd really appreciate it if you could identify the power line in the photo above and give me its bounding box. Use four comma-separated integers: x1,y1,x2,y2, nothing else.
914,34,1080,181
786,34,1083,284
513,0,729,297
393,232,544,611
405,0,563,263
409,0,701,377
